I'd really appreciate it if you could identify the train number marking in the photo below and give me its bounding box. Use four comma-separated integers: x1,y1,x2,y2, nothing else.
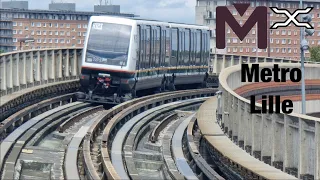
93,23,103,30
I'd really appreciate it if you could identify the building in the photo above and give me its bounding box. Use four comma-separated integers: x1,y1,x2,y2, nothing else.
196,0,320,60
0,8,135,53
49,3,76,11
1,1,28,9
94,5,120,13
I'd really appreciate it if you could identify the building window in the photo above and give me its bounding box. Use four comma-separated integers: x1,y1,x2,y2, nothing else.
78,32,81,36
55,23,58,28
288,39,291,44
227,29,231,34
83,32,86,37
19,22,22,26
83,24,87,28
36,31,41,35
60,23,64,28
60,39,65,43
240,48,243,52
36,22,41,27
37,39,41,43
78,24,81,28
49,39,52,43
271,48,274,53
66,24,70,28
233,48,237,52
227,39,231,43
276,31,280,35
43,39,47,43
232,10,237,15
18,30,22,34
281,30,286,35
13,30,17,34
49,31,53,35
25,26,29,30
288,31,291,35
282,48,286,53
252,29,256,35
60,31,65,36
276,39,280,44
67,32,70,36
252,39,256,44
282,39,286,44
270,38,273,43
13,22,17,26
77,40,81,44
288,48,292,53
13,38,17,42
31,30,35,35
43,23,46,27
55,39,58,43
67,39,70,44
43,31,46,35
49,23,52,27
55,31,59,35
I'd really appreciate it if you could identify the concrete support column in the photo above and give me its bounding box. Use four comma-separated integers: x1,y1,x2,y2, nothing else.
77,50,82,76
48,50,55,81
64,50,70,78
213,54,218,74
6,55,13,90
230,55,235,66
20,53,27,86
221,55,226,73
272,114,285,170
56,50,62,80
0,56,6,93
299,119,314,178
238,100,245,148
244,102,252,154
261,114,273,164
26,52,34,85
13,54,20,88
284,115,299,176
252,113,262,159
35,51,41,82
42,51,48,82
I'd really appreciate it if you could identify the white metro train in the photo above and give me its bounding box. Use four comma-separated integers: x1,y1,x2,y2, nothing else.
78,16,212,103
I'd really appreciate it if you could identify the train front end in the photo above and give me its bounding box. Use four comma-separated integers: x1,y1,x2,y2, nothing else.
77,16,136,104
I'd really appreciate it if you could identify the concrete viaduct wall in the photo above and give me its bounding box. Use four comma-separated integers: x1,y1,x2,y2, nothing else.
219,63,320,179
0,48,83,97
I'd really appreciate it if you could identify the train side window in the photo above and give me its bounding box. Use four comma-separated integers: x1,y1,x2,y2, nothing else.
155,27,161,69
185,29,190,70
190,31,195,72
171,28,178,68
196,30,201,68
137,25,141,76
146,26,151,72
165,28,170,69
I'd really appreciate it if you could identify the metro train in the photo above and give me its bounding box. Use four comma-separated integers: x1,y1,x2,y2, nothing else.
77,16,213,104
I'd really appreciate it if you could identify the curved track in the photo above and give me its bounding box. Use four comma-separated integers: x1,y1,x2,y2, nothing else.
1,87,241,180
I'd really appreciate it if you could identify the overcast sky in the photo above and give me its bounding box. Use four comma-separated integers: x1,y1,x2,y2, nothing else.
26,0,196,24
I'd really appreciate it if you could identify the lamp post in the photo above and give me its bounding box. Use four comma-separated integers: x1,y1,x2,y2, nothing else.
299,0,315,114
300,0,306,115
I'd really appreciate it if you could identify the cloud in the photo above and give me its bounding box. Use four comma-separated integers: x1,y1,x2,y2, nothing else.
26,0,195,24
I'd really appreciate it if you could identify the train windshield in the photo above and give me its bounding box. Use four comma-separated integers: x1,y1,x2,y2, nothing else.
85,22,132,66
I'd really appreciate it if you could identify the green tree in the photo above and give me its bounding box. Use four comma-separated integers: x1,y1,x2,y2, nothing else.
309,46,320,62
0,50,4,55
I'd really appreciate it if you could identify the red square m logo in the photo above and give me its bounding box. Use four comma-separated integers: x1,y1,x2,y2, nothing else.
216,4,268,49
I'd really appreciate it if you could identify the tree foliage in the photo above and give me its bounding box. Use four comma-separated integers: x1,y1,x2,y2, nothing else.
309,46,320,62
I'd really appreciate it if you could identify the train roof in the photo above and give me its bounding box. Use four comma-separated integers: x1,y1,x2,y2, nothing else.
89,16,209,30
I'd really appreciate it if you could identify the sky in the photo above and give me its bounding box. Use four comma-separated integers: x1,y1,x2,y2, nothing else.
26,0,196,24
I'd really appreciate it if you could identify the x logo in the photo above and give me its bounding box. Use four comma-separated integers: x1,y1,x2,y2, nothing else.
270,7,313,29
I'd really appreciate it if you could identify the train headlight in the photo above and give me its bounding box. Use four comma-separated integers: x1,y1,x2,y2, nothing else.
87,57,93,62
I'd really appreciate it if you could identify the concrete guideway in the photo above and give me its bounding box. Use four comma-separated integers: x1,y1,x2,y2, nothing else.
197,97,298,180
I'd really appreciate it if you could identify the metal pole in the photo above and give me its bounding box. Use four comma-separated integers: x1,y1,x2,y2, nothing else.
300,0,306,114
